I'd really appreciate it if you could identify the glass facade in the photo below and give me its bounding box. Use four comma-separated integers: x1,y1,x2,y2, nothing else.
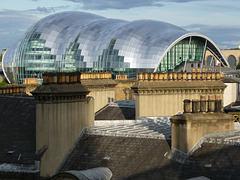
2,11,228,84
157,37,205,72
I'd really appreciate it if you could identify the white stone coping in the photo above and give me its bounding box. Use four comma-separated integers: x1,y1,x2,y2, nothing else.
94,116,171,126
108,100,135,108
90,116,172,140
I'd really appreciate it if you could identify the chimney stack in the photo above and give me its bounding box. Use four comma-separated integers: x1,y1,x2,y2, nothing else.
31,77,94,177
170,95,234,154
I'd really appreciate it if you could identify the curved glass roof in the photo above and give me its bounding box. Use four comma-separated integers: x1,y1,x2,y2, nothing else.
2,11,228,84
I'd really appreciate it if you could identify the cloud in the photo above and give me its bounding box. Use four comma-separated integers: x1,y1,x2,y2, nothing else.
66,0,162,10
0,9,40,49
166,0,204,2
76,0,163,10
182,24,240,49
65,0,205,10
29,6,69,14
34,6,56,13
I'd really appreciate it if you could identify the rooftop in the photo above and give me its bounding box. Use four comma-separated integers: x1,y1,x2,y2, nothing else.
60,120,240,180
1,94,240,179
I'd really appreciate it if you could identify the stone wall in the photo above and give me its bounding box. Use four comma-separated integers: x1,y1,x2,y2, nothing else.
132,72,226,118
114,80,136,101
86,84,116,112
224,82,238,106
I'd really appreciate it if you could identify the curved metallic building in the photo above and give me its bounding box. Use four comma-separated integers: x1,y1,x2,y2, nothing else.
2,11,228,84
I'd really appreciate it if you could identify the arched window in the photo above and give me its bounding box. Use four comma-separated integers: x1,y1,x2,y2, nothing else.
237,57,240,69
228,55,236,69
207,55,215,66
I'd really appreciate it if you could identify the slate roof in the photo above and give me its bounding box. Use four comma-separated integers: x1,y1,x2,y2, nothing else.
60,117,171,179
127,125,240,180
128,141,240,180
0,95,36,165
95,107,135,120
95,100,135,120
60,134,171,180
60,117,240,180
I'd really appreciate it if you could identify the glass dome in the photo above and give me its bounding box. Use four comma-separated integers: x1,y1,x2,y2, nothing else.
2,11,228,84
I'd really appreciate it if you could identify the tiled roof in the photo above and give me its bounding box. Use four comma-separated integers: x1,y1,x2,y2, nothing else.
0,95,36,165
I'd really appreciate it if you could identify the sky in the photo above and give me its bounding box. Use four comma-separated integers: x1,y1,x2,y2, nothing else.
1,0,240,50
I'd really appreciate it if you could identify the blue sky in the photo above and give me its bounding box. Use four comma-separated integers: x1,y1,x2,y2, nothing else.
1,0,240,50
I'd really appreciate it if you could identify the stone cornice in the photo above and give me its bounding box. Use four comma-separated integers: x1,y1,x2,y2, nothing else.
134,87,225,95
170,113,233,124
114,79,137,84
81,79,117,89
33,94,87,104
83,84,116,90
132,81,226,95
31,84,90,104
132,80,226,89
